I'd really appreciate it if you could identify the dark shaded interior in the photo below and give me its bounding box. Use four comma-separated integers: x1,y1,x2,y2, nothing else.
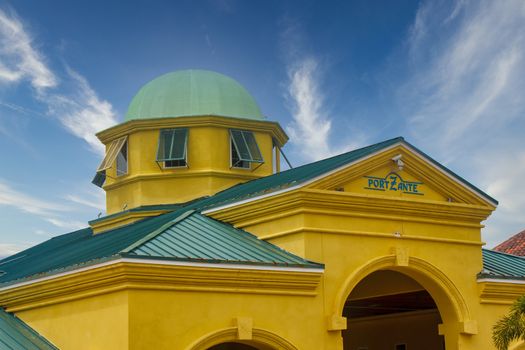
208,343,259,350
345,290,438,318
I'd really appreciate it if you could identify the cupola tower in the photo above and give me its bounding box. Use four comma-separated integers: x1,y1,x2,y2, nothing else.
91,70,287,231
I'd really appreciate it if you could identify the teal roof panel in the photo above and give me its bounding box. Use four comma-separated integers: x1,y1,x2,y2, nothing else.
480,249,525,279
125,211,315,266
0,308,58,350
0,206,322,287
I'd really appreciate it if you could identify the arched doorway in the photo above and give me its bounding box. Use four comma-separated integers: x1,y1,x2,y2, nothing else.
342,270,445,350
208,343,259,350
189,327,298,350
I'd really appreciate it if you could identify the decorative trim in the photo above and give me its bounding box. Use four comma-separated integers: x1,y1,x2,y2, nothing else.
103,169,262,191
478,280,525,304
258,227,483,247
96,115,288,147
187,327,299,350
0,259,322,312
477,278,525,284
207,189,492,232
392,247,409,266
235,317,253,340
327,315,347,331
331,255,471,333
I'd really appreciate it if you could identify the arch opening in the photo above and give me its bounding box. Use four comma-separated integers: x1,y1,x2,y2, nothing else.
188,327,297,350
342,270,445,350
207,342,261,350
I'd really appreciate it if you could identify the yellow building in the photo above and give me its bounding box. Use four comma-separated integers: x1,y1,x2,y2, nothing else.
1,69,524,350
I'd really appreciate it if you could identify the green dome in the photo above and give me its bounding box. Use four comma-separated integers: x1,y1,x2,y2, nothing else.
125,70,264,121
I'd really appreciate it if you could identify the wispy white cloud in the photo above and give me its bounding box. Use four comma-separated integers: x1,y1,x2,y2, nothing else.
0,8,112,254
280,18,362,163
0,180,68,216
0,8,118,155
44,218,85,230
65,189,105,211
401,0,525,246
0,179,88,232
285,57,334,161
405,0,525,149
43,67,118,154
0,8,56,89
473,149,525,245
34,229,51,237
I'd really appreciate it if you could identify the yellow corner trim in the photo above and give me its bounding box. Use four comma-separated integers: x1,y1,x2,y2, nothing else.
327,315,347,331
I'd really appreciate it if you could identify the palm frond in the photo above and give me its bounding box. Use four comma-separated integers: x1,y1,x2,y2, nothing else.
493,295,525,350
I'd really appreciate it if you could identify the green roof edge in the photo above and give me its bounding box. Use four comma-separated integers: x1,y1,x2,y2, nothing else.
401,139,498,205
119,253,324,269
0,308,58,349
479,248,525,280
88,203,183,225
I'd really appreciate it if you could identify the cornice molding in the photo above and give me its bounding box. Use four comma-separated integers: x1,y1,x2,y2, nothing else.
96,115,288,147
0,260,322,312
103,169,261,191
478,280,525,304
258,226,484,246
207,188,493,229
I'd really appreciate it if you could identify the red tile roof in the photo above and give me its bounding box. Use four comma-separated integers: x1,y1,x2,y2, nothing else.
494,229,525,256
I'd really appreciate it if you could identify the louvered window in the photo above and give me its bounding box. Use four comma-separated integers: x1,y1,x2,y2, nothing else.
230,129,263,169
92,136,128,188
156,128,188,168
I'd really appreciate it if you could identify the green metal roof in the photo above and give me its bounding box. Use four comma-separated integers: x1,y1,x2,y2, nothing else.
0,206,322,287
125,70,264,121
480,249,525,280
124,210,313,266
88,203,185,225
0,308,58,349
0,136,498,287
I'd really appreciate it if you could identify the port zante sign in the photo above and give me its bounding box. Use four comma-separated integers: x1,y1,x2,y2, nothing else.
364,172,423,195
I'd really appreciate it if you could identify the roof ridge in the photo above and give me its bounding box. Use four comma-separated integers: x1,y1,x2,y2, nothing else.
120,210,195,253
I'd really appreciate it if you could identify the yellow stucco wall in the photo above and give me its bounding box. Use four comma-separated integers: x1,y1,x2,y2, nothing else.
128,289,328,350
16,291,129,350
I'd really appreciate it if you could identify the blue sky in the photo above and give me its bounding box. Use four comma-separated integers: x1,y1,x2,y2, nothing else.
0,0,524,256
